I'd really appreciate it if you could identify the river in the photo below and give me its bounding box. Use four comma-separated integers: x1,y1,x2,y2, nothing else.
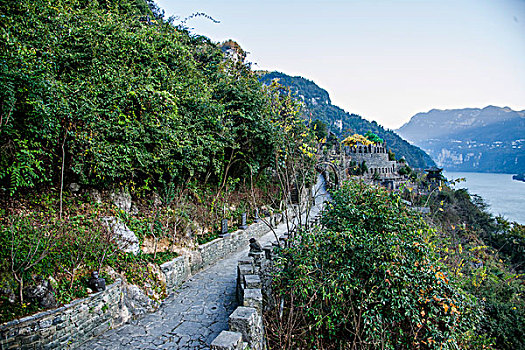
444,172,524,224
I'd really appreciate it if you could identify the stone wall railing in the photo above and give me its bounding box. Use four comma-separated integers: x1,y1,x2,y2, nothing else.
211,210,322,350
162,211,287,291
1,212,288,350
211,236,284,350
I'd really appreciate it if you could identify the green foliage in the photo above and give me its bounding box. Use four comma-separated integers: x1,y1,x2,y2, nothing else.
196,231,219,245
267,81,319,196
490,219,525,273
474,274,524,349
364,130,383,144
0,195,118,321
420,184,525,350
359,160,368,175
0,140,48,195
0,215,59,304
399,164,416,180
0,0,278,194
106,251,167,301
269,180,479,349
388,149,396,161
0,191,179,321
141,251,179,265
311,119,328,140
347,160,368,176
0,0,319,325
398,165,411,176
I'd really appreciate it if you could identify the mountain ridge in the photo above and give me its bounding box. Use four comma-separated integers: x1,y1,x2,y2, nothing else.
396,106,525,173
259,71,436,169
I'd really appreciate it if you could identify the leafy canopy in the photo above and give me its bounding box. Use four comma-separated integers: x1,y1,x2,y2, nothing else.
0,0,278,194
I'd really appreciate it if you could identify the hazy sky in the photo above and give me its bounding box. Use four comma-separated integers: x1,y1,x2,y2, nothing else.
156,0,525,129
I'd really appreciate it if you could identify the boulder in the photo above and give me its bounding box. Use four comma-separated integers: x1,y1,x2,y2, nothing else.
68,182,80,192
102,216,140,255
110,189,132,213
124,284,160,317
24,276,57,309
90,189,102,204
0,284,16,304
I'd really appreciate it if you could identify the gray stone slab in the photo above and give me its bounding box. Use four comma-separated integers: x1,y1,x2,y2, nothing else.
237,265,253,280
237,258,253,266
210,331,242,350
228,307,262,349
242,289,262,313
243,275,261,289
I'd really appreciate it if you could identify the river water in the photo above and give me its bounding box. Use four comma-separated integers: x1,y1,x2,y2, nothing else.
444,172,524,224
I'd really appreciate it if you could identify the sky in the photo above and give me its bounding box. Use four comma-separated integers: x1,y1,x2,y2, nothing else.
156,0,525,129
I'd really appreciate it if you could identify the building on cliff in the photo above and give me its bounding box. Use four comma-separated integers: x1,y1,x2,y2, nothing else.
323,140,408,190
344,143,407,189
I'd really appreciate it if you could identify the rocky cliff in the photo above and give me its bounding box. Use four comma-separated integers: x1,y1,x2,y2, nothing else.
396,106,525,173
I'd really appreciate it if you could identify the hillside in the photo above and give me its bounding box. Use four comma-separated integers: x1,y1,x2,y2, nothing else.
259,72,436,169
0,0,280,195
397,106,525,173
0,0,319,324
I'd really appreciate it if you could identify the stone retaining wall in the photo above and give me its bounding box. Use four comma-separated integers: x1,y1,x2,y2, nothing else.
161,211,289,290
0,280,125,350
160,255,191,291
0,211,288,350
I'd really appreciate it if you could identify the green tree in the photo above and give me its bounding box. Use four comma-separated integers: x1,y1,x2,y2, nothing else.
365,130,383,144
0,0,279,195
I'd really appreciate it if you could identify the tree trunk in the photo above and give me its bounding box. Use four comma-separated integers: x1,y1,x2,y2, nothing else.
15,273,23,304
59,132,67,220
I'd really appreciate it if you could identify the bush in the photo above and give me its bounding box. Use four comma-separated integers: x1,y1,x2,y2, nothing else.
0,194,118,322
268,180,480,349
425,185,525,350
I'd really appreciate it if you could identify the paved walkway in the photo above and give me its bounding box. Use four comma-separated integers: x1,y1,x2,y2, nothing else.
80,177,329,350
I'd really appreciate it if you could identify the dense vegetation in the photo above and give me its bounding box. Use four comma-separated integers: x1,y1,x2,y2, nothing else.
268,180,480,349
424,185,525,349
0,0,319,322
267,178,524,349
259,71,436,169
0,0,280,195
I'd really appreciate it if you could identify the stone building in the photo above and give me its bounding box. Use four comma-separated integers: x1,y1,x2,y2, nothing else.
321,137,409,190
343,143,407,189
345,143,397,176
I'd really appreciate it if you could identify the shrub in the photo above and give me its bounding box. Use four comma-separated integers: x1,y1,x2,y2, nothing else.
0,194,118,321
426,185,525,350
268,180,480,349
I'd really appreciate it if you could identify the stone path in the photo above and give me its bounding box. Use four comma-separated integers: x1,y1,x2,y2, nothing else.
80,177,329,350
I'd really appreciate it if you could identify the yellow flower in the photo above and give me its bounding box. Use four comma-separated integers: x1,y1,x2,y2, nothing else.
443,304,449,313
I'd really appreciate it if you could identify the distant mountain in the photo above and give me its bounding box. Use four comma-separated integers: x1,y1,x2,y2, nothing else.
259,71,435,169
397,106,525,173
